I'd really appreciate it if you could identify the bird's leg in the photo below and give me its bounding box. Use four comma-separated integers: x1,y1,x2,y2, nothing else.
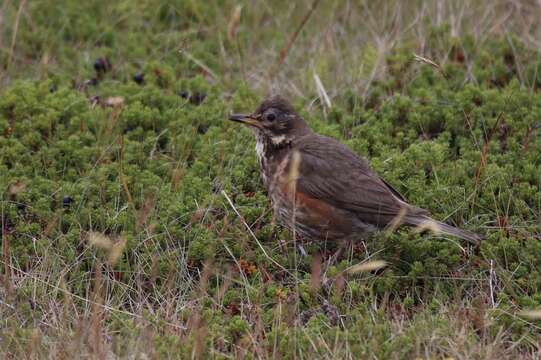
297,243,308,257
295,233,308,257
324,239,353,269
320,242,347,297
325,246,344,269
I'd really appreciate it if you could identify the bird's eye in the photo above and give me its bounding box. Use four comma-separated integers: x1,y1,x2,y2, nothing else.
266,113,276,121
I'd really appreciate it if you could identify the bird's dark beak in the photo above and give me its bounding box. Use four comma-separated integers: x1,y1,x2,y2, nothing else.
228,114,262,128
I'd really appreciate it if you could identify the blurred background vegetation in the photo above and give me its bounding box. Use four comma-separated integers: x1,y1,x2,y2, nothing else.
1,0,541,358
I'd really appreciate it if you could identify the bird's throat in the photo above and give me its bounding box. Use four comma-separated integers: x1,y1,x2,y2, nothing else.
254,131,291,187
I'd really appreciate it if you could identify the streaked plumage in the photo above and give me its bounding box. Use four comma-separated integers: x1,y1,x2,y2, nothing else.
229,96,482,244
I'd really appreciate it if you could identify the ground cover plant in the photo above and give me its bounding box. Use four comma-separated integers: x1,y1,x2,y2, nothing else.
1,0,541,358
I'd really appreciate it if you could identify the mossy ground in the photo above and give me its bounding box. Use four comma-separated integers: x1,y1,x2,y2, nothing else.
1,1,541,358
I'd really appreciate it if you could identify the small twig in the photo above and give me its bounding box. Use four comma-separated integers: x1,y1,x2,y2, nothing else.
90,260,104,357
118,136,134,207
475,112,504,182
2,216,13,297
521,125,536,154
309,253,322,292
313,71,332,110
217,238,253,304
489,259,495,308
7,0,27,70
276,0,322,68
149,129,168,159
413,53,448,79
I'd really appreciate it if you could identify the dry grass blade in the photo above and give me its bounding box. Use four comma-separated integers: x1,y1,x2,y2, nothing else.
0,299,15,310
413,220,442,235
43,210,61,238
517,309,541,320
107,236,127,266
179,50,219,81
413,53,448,78
345,260,387,274
8,180,26,195
2,222,13,297
171,167,184,191
413,53,440,68
87,232,127,265
105,96,125,108
136,194,156,231
227,5,242,42
287,150,302,185
28,327,41,358
334,273,345,297
7,0,27,70
385,206,407,234
310,253,322,292
221,190,292,276
521,125,536,154
87,231,113,250
287,150,301,244
90,260,104,358
475,112,504,181
313,72,331,109
0,259,187,330
215,266,232,303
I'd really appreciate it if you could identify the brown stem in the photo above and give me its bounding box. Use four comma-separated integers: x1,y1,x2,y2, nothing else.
475,112,504,182
275,0,322,70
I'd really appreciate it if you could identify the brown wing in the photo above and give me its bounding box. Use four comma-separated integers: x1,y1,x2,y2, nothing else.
294,134,428,228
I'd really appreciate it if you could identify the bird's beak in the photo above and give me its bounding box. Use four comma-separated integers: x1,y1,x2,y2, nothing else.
228,114,262,128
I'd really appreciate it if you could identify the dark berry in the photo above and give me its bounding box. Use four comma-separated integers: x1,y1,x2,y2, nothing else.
503,52,514,67
94,57,112,73
63,196,74,208
133,72,144,85
189,92,207,105
197,124,209,135
178,90,190,99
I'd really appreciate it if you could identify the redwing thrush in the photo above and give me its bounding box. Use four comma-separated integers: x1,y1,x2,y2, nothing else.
229,96,482,244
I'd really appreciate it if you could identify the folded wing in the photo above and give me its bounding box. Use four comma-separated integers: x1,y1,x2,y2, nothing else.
294,134,428,228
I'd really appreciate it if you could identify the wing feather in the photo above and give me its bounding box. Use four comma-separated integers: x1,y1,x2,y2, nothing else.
294,134,428,227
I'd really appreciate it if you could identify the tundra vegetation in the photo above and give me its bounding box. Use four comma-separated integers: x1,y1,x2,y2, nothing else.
1,1,541,358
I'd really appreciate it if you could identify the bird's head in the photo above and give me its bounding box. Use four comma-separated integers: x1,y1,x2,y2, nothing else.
229,96,310,145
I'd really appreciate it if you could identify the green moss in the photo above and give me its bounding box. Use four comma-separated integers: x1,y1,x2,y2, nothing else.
1,1,541,358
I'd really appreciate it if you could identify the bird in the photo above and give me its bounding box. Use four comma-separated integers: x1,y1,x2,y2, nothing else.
229,96,483,245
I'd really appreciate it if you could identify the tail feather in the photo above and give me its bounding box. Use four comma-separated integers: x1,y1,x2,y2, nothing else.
406,216,483,245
